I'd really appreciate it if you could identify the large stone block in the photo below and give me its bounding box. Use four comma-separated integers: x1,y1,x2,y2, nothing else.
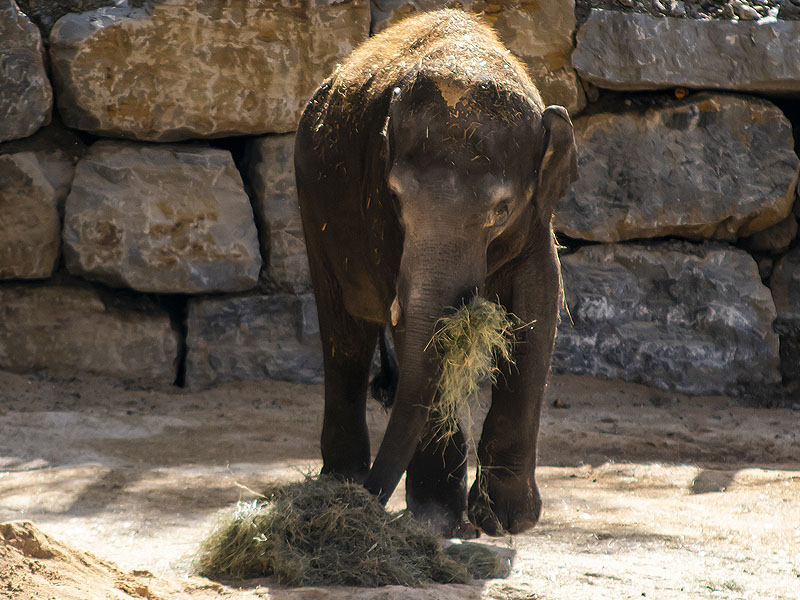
0,0,52,142
0,120,87,211
741,215,798,255
63,141,262,294
15,0,129,37
0,153,60,279
555,94,799,242
185,292,323,389
247,134,310,293
371,0,585,114
573,9,800,93
48,0,370,141
0,121,85,280
553,242,781,397
0,278,179,384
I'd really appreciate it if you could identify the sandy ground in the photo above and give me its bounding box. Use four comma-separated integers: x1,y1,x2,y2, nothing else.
0,370,798,599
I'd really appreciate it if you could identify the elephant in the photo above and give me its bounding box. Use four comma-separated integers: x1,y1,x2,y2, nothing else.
294,9,577,537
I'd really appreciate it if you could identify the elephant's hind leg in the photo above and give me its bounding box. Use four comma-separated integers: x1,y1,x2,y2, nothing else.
312,274,381,482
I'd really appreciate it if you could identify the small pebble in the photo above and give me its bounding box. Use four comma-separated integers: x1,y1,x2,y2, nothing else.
732,1,761,19
617,0,635,6
669,0,686,16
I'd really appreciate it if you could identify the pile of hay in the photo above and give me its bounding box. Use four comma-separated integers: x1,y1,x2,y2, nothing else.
429,295,516,441
196,476,508,586
197,299,517,587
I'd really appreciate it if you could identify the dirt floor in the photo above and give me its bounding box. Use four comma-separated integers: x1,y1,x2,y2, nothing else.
0,370,798,600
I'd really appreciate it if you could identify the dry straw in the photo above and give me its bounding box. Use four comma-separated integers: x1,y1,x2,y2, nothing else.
429,295,516,443
196,476,508,586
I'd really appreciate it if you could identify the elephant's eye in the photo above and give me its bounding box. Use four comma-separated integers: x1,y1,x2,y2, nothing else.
489,202,510,227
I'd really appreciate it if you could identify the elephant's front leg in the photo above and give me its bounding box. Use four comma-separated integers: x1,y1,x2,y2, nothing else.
469,243,561,535
405,419,478,538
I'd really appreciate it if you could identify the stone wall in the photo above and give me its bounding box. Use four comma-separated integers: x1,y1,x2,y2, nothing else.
1,0,798,402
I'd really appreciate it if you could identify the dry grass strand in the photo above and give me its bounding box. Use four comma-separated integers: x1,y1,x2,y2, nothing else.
429,296,516,443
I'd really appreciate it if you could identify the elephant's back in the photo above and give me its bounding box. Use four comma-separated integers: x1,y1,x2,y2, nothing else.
309,10,541,135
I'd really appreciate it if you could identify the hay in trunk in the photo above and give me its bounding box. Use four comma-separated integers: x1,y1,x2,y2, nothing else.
196,476,487,586
429,296,516,442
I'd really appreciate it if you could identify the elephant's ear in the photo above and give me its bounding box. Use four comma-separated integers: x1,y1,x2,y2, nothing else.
536,105,578,228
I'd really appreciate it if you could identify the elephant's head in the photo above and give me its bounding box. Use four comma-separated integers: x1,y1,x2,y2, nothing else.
364,74,578,502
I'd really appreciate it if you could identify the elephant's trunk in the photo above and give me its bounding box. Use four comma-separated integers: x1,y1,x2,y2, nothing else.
364,305,439,502
364,240,485,503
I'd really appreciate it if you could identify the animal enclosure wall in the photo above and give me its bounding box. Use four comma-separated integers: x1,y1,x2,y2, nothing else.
1,0,799,402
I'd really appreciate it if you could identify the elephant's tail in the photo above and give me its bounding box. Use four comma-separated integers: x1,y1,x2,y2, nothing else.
370,327,398,409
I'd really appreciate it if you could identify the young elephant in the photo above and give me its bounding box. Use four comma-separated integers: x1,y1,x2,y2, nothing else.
294,10,577,536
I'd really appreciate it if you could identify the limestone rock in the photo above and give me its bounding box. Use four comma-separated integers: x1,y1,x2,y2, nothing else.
573,10,800,93
771,247,800,324
48,1,370,141
63,141,261,294
741,215,798,255
555,94,799,242
0,121,82,280
15,0,131,37
185,293,323,389
370,0,585,114
771,247,800,388
0,120,87,211
553,241,781,397
247,134,310,293
0,278,179,384
0,0,52,142
0,153,60,279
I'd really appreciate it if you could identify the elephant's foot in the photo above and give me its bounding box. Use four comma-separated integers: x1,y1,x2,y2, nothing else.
468,472,542,536
320,461,369,484
406,497,479,539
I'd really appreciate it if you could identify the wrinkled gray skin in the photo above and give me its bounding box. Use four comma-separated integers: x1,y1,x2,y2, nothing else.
294,11,577,537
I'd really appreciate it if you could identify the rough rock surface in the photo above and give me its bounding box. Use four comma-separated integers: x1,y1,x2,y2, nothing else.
63,141,261,294
247,134,310,293
771,247,800,390
741,215,798,255
16,0,146,37
552,242,781,397
185,293,323,389
0,120,86,210
772,247,800,323
573,10,800,93
555,94,799,242
370,0,585,114
48,0,370,141
0,278,179,384
575,0,789,22
0,0,52,142
0,153,60,279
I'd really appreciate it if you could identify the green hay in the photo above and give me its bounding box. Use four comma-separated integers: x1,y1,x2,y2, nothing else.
429,296,516,442
196,476,493,587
